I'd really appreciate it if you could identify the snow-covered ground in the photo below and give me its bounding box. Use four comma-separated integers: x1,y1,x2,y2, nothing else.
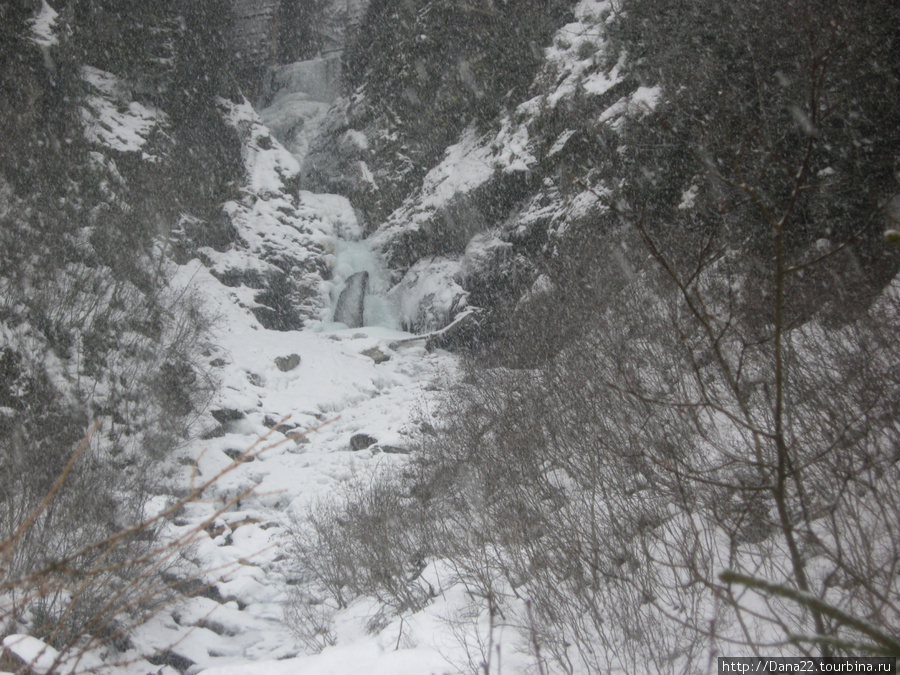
2,258,471,674
4,229,489,675
0,45,478,674
126,53,564,666
121,187,542,673
125,74,489,675
141,258,464,675
1,5,614,672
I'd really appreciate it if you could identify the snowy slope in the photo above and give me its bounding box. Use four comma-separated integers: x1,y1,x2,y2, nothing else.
2,2,641,672
109,86,469,671
145,4,632,673
124,257,461,674
87,59,482,670
6,0,894,671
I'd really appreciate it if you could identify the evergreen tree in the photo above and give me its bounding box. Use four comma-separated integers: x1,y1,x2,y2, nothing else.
0,0,220,644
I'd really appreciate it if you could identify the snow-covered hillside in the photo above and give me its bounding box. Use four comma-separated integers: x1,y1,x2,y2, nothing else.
109,5,634,672
88,5,638,669
135,267,461,674
94,72,538,671
3,0,899,672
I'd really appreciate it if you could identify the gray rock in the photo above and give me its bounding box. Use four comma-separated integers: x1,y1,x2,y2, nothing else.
349,433,378,451
361,347,390,364
275,354,301,371
246,371,266,387
223,448,255,463
263,415,303,435
376,445,410,455
334,271,369,328
211,409,245,425
231,0,279,72
145,650,195,673
269,56,343,104
200,425,227,440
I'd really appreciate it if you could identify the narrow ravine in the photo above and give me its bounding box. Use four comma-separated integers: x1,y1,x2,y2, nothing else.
118,58,468,675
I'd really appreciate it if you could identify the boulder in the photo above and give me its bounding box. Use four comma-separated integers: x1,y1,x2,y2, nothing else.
349,433,378,451
200,425,227,440
211,409,245,425
361,346,390,364
274,354,301,371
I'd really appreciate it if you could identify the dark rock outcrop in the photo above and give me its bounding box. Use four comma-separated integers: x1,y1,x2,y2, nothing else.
231,0,279,75
349,433,378,451
361,347,390,364
211,409,246,425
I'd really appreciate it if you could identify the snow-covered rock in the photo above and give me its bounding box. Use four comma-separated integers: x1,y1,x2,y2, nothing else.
388,257,468,333
206,99,336,330
81,66,167,155
28,0,58,47
2,635,103,675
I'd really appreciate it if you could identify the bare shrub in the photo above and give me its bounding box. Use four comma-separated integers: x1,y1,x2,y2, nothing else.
287,470,435,644
285,0,900,668
284,590,338,655
0,426,295,673
0,270,215,646
402,0,900,668
412,214,900,670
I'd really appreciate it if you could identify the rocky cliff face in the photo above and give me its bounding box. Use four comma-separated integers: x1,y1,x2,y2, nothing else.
230,0,369,71
300,0,900,352
299,0,620,343
302,0,577,228
317,0,369,54
231,0,279,71
0,0,346,504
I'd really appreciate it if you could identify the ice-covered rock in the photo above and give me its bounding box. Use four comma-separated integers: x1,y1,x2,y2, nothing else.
333,271,369,328
388,257,468,334
270,57,342,104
